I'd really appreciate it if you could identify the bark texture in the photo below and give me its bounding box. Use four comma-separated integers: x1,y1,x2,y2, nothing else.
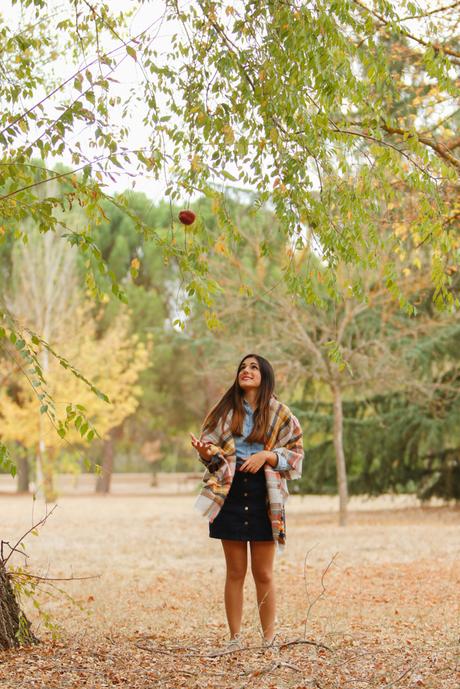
0,560,37,649
95,432,115,494
16,452,30,494
332,380,348,526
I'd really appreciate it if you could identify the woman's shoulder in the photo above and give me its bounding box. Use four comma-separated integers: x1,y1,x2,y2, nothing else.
269,396,293,418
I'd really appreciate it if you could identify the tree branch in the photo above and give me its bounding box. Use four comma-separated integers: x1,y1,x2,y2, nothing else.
381,124,460,169
352,0,460,61
2,505,58,566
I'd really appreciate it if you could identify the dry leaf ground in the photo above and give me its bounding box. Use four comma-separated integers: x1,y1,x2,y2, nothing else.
0,487,459,689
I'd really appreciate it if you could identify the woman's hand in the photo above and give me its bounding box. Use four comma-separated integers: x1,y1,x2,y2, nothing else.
239,451,271,473
190,433,214,461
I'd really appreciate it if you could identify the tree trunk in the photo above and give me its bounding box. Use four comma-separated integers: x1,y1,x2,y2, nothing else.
151,462,159,487
16,449,30,494
95,432,115,494
332,380,348,526
0,560,37,649
41,447,57,503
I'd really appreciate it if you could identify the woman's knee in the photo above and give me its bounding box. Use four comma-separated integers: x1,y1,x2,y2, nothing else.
251,566,273,586
250,542,275,586
226,563,247,582
222,541,248,582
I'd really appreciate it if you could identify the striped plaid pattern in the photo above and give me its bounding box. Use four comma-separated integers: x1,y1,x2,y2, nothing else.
194,397,304,549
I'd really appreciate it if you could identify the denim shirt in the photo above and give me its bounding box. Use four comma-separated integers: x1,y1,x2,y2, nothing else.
234,399,290,471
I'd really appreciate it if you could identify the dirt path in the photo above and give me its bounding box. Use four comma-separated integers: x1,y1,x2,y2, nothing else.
0,495,459,688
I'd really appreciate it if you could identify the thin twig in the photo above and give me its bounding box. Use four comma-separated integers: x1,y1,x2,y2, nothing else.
351,0,460,61
303,549,339,639
254,659,303,675
0,20,157,138
135,640,263,658
10,572,99,583
2,505,58,565
279,638,332,652
381,664,417,689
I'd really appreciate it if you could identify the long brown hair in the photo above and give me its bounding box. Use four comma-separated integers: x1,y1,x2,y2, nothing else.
203,354,275,443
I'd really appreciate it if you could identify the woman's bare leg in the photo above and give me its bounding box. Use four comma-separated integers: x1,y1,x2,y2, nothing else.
250,540,276,643
221,540,248,639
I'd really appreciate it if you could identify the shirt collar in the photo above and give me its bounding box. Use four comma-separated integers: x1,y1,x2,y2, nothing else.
243,399,254,413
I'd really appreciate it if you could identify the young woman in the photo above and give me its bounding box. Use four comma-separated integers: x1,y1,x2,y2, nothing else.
190,354,303,648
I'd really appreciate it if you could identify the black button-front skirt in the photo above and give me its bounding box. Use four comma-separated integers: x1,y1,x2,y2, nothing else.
209,466,273,541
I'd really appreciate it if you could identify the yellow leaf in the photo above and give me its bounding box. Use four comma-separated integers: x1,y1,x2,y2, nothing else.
214,234,228,255
269,127,279,144
191,154,202,171
222,124,235,145
211,195,220,214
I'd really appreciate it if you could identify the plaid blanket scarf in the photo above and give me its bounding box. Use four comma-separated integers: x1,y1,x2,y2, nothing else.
194,396,304,549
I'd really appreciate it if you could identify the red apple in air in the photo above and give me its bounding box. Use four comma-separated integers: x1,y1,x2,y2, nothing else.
178,210,196,225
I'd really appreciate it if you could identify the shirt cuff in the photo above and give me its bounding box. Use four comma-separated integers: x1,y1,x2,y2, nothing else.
273,449,290,472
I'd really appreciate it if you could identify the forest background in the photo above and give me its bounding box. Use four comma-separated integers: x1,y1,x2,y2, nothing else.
1,0,460,515
2,187,460,510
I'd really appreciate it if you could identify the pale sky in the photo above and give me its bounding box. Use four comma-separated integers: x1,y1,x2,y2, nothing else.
4,0,452,207
5,1,178,202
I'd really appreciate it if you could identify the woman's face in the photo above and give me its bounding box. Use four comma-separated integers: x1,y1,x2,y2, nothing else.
238,357,262,392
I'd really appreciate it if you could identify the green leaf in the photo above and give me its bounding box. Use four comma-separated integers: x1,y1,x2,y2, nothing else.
126,45,137,61
221,170,237,181
95,389,109,403
0,444,16,478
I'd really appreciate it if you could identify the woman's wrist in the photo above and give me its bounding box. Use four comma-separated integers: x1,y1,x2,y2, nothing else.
264,450,278,467
200,451,214,461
